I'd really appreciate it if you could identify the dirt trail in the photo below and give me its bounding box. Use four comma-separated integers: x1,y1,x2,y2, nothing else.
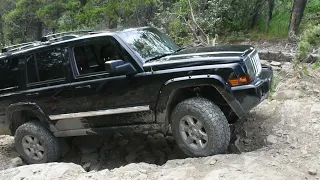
238,40,298,53
1,62,320,180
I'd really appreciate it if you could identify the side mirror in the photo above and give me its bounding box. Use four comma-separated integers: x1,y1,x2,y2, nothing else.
105,60,136,75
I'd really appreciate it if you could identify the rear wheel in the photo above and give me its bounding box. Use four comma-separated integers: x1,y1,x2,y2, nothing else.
14,121,60,164
171,97,230,157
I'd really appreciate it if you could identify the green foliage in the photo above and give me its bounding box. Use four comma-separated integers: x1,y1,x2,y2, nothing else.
297,24,320,60
311,61,320,70
270,73,281,98
36,0,67,30
153,0,256,46
252,0,292,39
4,0,45,43
0,0,319,46
304,0,320,25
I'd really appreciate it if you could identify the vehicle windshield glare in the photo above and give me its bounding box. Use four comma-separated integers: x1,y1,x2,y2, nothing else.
118,28,180,62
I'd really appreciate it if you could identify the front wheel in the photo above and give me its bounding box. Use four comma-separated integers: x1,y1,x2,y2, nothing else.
14,121,60,164
171,97,230,157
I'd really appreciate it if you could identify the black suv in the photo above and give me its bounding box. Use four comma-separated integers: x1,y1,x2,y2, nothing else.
0,27,273,164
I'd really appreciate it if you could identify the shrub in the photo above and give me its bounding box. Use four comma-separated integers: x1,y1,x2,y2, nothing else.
297,24,320,61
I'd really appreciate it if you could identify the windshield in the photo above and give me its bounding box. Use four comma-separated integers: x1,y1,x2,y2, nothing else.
118,28,180,62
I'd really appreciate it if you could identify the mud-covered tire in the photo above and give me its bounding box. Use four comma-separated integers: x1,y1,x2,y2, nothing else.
14,121,60,164
171,97,230,157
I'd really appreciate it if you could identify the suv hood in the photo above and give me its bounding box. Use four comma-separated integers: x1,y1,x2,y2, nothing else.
143,45,254,71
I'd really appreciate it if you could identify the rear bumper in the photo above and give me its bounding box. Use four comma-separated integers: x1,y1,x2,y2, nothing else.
230,65,273,117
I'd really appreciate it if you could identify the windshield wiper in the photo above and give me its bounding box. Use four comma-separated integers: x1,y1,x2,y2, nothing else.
145,53,173,63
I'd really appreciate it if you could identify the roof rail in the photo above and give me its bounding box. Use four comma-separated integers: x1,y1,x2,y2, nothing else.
41,30,93,42
1,41,40,53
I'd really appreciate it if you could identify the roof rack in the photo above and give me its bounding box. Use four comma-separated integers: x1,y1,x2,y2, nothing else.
1,41,41,53
0,29,105,56
41,30,93,42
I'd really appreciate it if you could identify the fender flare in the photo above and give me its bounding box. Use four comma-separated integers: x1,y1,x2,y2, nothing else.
6,102,58,133
155,74,235,126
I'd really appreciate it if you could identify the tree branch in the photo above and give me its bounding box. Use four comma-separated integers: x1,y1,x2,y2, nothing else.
186,0,209,45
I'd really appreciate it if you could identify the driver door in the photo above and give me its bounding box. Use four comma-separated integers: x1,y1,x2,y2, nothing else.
54,37,153,131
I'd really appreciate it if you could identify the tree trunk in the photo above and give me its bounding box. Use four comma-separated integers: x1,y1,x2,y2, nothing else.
288,0,308,40
79,0,87,7
109,19,118,29
0,16,5,46
36,22,43,41
266,0,275,32
251,0,266,29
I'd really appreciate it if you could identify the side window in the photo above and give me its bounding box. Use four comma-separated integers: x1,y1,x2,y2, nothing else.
26,55,38,83
0,58,20,91
26,48,65,84
73,37,134,76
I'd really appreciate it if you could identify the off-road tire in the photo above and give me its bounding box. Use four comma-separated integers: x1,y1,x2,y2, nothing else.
171,97,230,157
14,121,60,164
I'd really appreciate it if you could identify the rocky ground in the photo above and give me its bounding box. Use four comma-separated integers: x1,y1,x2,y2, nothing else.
1,61,320,180
239,40,298,53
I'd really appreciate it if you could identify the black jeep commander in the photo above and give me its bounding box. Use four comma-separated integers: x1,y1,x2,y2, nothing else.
0,27,273,164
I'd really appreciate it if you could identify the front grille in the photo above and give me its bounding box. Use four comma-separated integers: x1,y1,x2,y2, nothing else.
244,50,262,78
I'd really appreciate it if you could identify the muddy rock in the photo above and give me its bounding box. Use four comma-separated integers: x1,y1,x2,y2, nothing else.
242,138,252,145
153,133,165,139
125,152,138,163
10,157,23,167
270,61,282,66
162,146,173,156
149,137,168,150
126,144,145,154
158,157,167,165
308,169,318,175
203,157,218,165
78,146,97,154
81,153,99,163
152,150,166,158
260,60,270,65
82,163,91,172
129,137,144,146
138,151,157,164
72,136,103,148
266,135,278,145
165,136,175,144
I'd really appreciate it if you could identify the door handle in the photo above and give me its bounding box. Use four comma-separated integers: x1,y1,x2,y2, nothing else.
75,85,91,89
26,92,39,97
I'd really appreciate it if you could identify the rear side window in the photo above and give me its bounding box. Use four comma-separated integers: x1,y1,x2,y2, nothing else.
0,58,20,91
26,48,65,84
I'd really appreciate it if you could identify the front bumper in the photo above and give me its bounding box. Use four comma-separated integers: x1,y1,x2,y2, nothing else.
230,65,273,117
